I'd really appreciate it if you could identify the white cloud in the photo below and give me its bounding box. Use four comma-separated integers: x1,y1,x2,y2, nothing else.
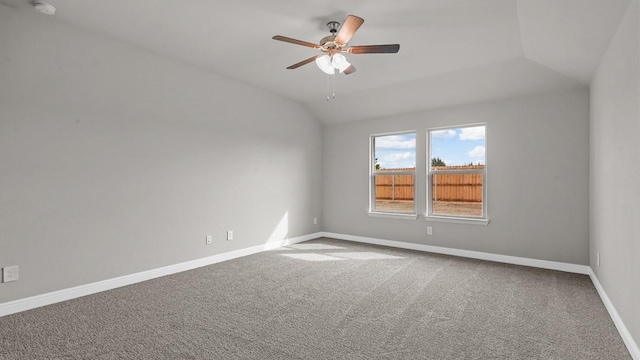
384,152,415,164
431,129,457,139
384,152,414,162
380,152,415,168
459,126,485,140
468,145,485,158
375,135,416,149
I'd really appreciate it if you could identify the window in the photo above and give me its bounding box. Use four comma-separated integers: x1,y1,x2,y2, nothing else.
428,124,486,220
370,132,416,216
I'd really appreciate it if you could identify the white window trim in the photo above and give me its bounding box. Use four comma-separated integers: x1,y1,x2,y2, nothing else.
423,214,489,225
368,211,419,220
426,123,488,222
369,131,417,217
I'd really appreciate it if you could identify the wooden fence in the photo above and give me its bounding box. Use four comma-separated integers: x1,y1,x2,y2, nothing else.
375,165,484,202
374,168,414,201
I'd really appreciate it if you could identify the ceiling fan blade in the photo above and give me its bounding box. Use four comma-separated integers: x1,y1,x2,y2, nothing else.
343,64,357,75
348,44,400,54
286,55,321,69
335,15,364,45
272,35,320,49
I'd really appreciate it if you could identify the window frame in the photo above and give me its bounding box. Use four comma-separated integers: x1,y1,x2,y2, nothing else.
426,124,488,224
368,131,418,219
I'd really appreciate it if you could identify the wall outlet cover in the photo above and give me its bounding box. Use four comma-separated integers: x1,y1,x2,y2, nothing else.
3,265,19,283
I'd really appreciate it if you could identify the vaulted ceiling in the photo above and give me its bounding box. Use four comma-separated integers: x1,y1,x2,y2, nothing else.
2,0,632,123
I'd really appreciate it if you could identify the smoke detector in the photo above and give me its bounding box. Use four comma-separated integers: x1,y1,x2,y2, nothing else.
33,1,56,15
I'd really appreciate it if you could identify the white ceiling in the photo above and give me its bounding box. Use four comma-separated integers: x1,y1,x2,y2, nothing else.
3,0,632,123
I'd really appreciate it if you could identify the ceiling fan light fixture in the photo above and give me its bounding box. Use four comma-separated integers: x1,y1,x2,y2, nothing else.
315,55,335,75
331,53,351,73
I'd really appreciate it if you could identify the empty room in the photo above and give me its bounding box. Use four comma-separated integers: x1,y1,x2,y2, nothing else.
1,0,638,359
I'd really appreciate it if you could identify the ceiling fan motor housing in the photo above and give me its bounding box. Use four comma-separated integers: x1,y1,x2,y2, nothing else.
320,21,342,52
320,35,338,48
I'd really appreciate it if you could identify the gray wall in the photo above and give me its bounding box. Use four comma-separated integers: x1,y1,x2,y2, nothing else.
0,7,322,303
323,89,590,265
590,0,639,347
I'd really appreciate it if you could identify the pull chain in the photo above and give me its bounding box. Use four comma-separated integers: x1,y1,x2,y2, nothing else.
332,73,336,99
326,73,337,101
326,73,331,101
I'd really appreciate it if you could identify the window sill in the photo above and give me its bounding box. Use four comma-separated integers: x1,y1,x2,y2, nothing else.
368,211,418,220
423,215,489,226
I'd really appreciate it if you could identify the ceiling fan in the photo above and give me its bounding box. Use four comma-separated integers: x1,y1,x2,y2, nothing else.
272,15,400,75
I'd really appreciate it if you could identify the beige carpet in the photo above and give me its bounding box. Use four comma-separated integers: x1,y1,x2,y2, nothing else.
0,238,631,359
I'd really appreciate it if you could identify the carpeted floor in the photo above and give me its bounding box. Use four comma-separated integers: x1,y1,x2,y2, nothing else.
0,238,631,359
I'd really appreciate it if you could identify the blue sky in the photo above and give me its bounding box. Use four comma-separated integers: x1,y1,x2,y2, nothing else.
374,126,485,169
431,126,485,166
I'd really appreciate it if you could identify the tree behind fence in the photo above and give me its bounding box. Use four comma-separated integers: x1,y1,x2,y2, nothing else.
376,166,483,202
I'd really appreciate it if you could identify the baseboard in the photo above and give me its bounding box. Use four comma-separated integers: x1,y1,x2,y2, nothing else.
0,232,321,318
320,232,590,274
588,269,640,360
319,232,638,359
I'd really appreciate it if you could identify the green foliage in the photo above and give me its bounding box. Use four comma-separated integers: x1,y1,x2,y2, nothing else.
431,157,446,166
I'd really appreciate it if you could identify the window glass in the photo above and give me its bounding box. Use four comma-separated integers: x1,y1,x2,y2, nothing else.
428,125,486,219
371,132,416,214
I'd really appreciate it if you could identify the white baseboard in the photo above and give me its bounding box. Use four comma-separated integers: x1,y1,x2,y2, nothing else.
0,232,320,318
588,269,640,360
320,232,590,274
319,232,639,359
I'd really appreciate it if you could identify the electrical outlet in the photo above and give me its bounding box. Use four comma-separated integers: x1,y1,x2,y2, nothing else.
227,230,233,241
3,265,19,283
313,217,318,225
427,226,433,235
206,235,212,245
